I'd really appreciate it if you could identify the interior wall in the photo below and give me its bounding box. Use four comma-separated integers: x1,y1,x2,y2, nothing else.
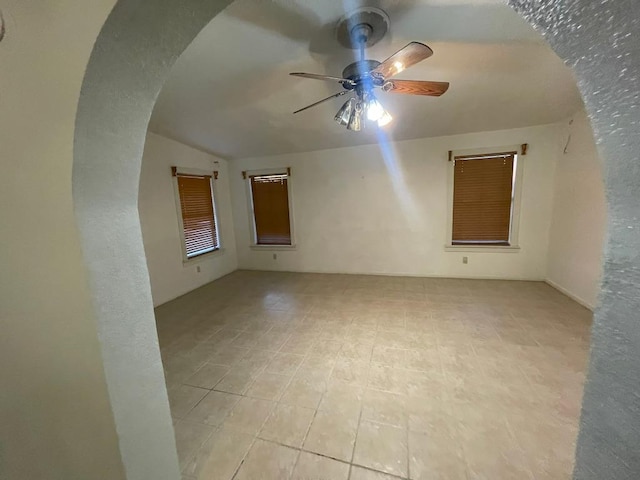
546,110,605,309
139,132,238,306
0,1,125,479
231,123,562,280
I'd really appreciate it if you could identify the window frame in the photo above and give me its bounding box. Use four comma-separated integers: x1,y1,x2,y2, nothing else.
445,145,524,252
172,166,224,264
244,167,296,250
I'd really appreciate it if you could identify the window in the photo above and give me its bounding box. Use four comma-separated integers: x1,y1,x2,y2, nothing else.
451,152,517,246
246,170,293,246
173,168,220,259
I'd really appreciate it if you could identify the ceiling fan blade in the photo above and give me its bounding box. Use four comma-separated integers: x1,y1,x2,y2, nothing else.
372,42,434,79
290,72,355,86
383,80,450,96
293,91,349,114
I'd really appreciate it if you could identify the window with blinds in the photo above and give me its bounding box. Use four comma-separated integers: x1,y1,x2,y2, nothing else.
176,173,219,258
250,173,292,245
452,152,516,245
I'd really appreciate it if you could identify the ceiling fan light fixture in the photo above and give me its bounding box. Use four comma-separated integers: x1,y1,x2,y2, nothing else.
334,98,355,126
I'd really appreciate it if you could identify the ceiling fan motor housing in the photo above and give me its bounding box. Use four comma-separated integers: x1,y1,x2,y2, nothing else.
342,60,384,91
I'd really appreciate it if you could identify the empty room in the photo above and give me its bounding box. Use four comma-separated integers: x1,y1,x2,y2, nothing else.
8,1,640,480
138,1,604,479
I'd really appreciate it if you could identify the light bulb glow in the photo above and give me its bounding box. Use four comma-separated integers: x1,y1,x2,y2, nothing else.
377,111,393,127
367,99,385,121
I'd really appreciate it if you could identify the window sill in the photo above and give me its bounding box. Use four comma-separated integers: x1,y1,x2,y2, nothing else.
183,248,225,265
250,244,297,251
444,245,520,253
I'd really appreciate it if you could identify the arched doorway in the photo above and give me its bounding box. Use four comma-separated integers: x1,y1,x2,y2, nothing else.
73,1,640,478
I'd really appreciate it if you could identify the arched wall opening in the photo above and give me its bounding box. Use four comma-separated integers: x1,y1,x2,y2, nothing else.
73,1,639,478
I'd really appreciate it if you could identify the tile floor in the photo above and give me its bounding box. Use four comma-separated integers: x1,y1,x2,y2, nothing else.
156,271,592,480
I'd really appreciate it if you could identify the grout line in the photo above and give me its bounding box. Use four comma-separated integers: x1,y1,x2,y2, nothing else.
252,437,409,480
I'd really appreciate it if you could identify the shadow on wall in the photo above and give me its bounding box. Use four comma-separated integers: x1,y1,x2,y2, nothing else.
0,10,6,42
71,1,639,479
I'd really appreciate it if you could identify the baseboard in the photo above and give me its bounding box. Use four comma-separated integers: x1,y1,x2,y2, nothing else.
237,267,545,282
545,278,595,311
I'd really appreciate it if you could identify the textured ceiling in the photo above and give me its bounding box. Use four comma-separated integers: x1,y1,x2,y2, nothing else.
149,0,583,159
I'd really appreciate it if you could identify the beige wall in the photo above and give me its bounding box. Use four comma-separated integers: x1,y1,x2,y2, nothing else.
0,1,125,479
139,133,238,306
231,124,562,280
546,110,605,308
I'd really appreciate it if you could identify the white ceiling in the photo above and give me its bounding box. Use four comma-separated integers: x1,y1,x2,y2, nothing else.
149,0,583,159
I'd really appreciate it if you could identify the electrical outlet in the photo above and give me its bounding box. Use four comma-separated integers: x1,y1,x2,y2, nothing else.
196,265,201,273
273,253,277,260
462,256,468,264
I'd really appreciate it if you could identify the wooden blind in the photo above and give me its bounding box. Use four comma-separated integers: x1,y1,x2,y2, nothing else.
250,174,292,245
177,174,219,257
452,153,515,245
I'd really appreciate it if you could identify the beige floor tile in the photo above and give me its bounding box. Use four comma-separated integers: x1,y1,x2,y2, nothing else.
409,430,467,480
168,385,209,418
406,397,454,434
184,363,230,389
213,370,255,395
371,346,407,368
291,452,350,480
331,358,370,385
344,327,377,345
259,403,315,448
319,381,364,416
361,389,407,428
185,390,240,426
173,420,215,471
223,396,275,434
339,342,374,362
235,351,273,377
301,354,336,371
405,348,441,372
304,410,359,462
353,421,408,477
406,370,447,398
280,378,325,409
295,365,333,383
234,439,299,480
207,346,250,366
266,352,305,375
313,338,344,356
182,425,253,479
349,465,400,479
280,335,315,355
245,371,290,400
367,365,407,394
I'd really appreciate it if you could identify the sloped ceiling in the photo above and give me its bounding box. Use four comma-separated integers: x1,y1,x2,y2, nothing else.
149,0,583,159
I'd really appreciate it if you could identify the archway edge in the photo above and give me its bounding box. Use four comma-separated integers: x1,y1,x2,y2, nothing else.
73,1,234,478
509,1,640,478
73,1,640,479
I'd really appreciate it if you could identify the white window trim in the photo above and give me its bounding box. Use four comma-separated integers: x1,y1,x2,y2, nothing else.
244,167,296,250
445,145,524,252
172,166,225,265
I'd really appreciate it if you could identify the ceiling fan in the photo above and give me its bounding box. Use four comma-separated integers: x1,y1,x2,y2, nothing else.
289,7,449,131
